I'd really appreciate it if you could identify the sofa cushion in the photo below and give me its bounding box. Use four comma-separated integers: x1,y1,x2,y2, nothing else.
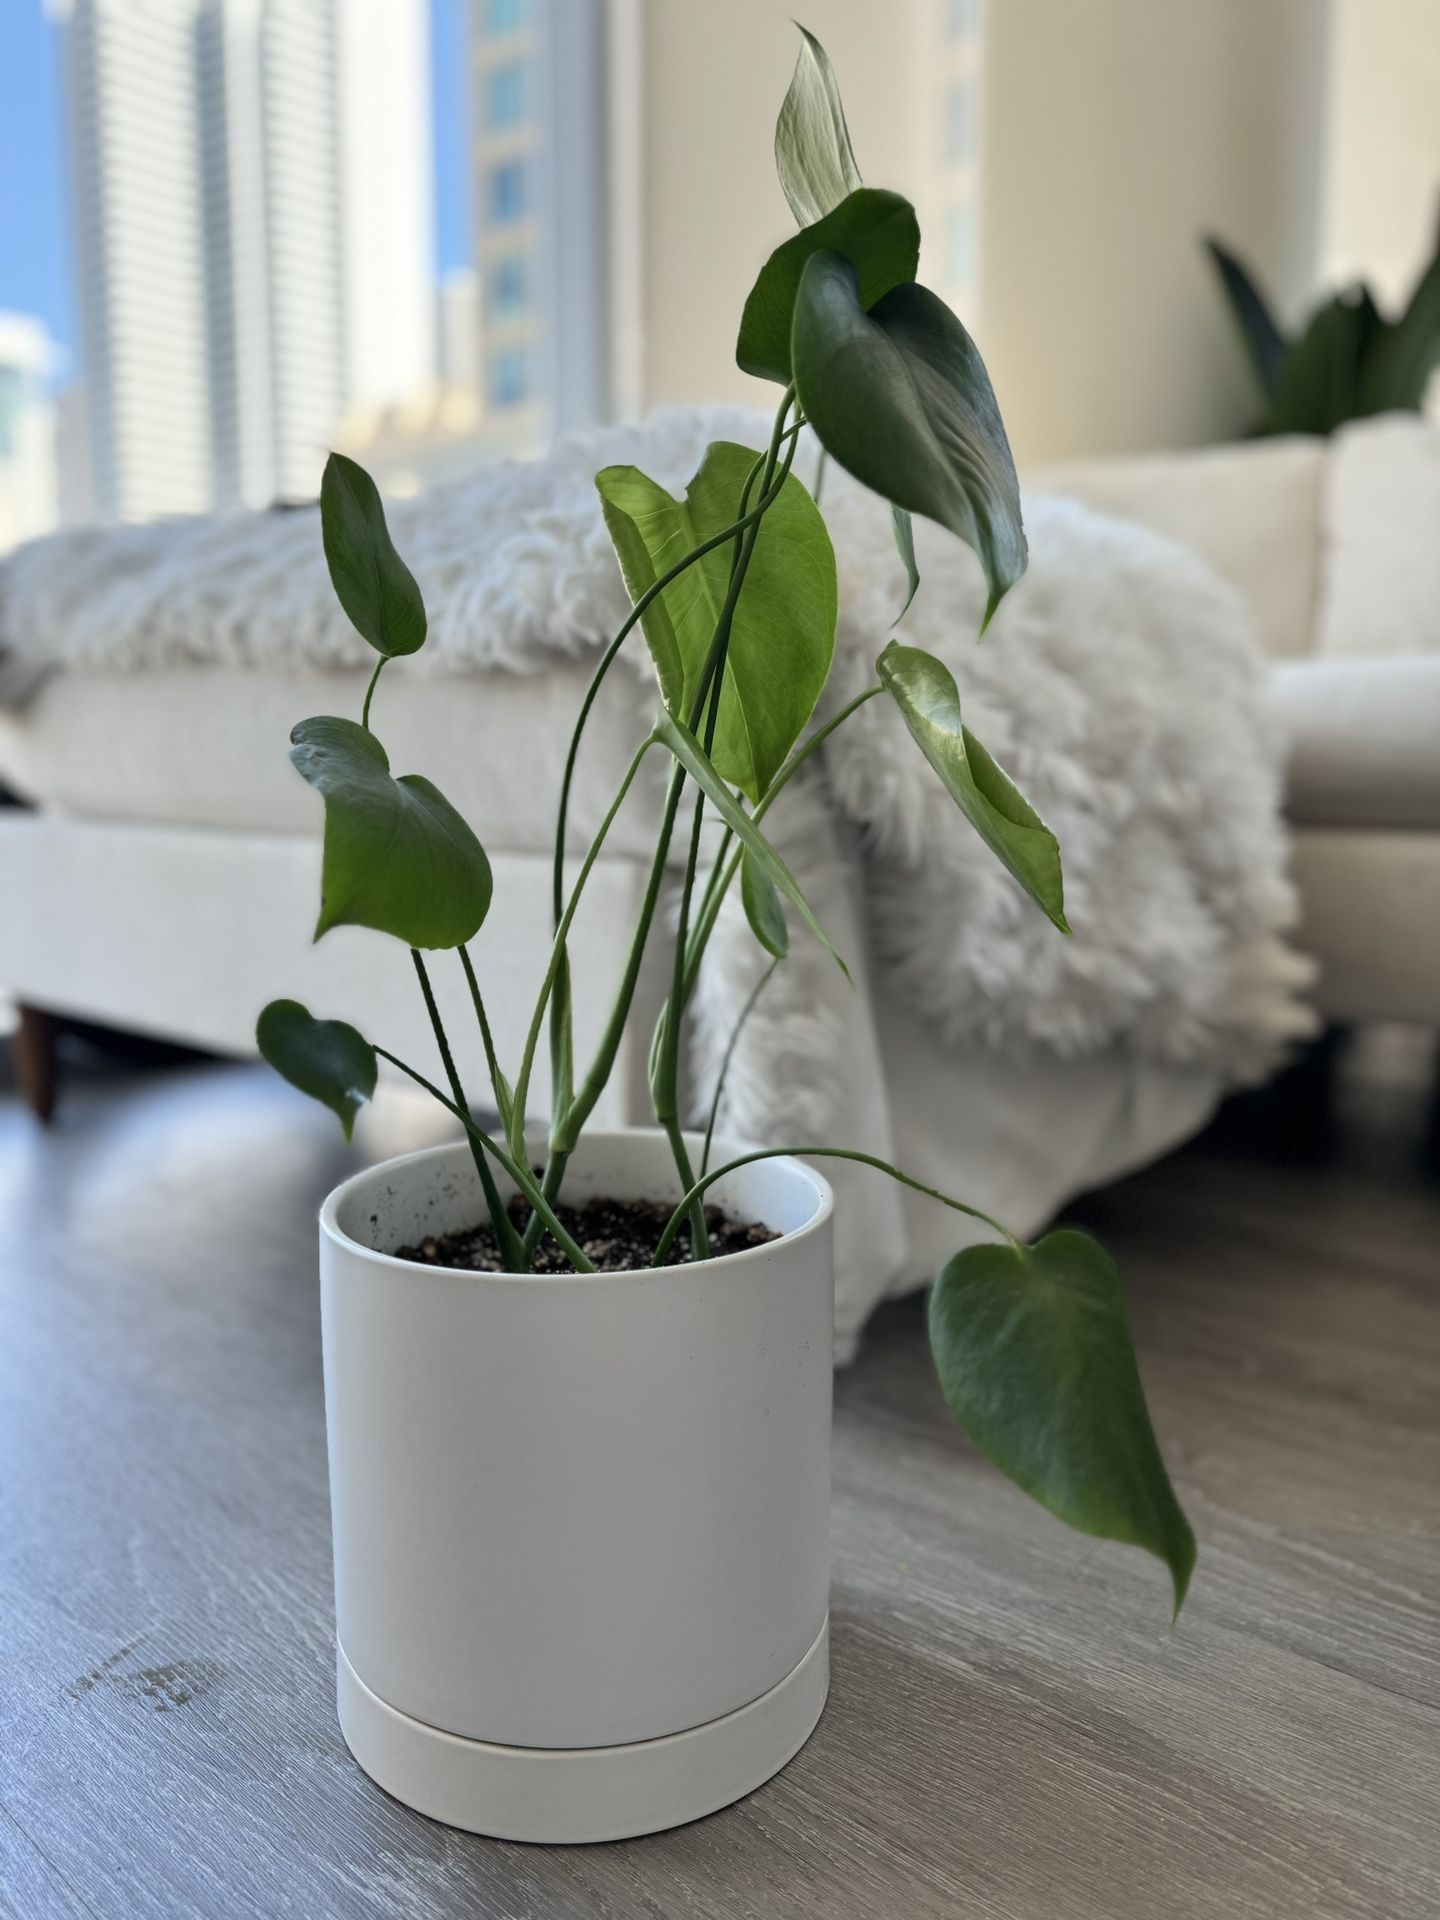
1271,656,1440,830
0,663,672,858
1029,436,1324,660
1317,415,1440,659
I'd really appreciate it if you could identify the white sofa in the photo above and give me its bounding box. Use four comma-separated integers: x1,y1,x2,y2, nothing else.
3,415,1438,1341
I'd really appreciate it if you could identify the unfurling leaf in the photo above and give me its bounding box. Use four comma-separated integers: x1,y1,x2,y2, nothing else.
737,187,920,386
890,505,920,622
876,642,1066,931
775,26,861,229
793,254,1026,626
290,716,492,949
320,453,427,658
929,1229,1196,1615
654,709,847,978
742,851,789,958
256,999,377,1141
596,443,837,801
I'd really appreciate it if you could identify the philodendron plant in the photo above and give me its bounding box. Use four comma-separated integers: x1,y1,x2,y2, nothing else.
260,29,1196,1613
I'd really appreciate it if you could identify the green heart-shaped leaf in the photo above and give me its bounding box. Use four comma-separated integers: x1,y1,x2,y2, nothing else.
256,999,377,1141
929,1228,1196,1614
876,641,1067,932
775,26,861,229
654,709,847,978
290,716,492,949
792,254,1026,626
737,187,920,386
321,452,427,658
596,442,837,802
741,851,789,958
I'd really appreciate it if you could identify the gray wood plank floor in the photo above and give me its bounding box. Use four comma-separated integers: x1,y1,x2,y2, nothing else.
1,1061,1437,1919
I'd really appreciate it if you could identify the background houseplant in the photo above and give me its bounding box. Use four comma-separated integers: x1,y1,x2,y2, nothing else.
258,28,1195,1831
1206,218,1440,435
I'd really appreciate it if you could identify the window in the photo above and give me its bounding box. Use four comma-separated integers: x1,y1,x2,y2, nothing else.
944,78,975,167
489,346,531,409
485,0,531,34
0,367,21,458
944,0,979,39
487,253,529,319
488,160,528,225
945,200,976,288
485,62,528,130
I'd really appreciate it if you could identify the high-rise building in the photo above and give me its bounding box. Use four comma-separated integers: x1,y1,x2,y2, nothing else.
469,0,611,443
0,316,60,554
58,0,435,522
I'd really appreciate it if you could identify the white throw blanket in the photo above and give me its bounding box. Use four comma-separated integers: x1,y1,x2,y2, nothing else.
0,406,1313,1096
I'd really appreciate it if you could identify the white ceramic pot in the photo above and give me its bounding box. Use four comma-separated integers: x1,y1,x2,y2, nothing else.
318,1128,834,1843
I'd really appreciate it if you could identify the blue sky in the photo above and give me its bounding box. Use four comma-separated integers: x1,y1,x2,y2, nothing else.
0,0,471,372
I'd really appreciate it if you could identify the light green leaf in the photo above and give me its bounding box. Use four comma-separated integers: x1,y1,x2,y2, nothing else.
891,505,920,622
929,1228,1196,1615
290,716,493,949
876,641,1067,932
654,709,847,978
741,851,789,958
737,187,920,385
775,25,861,229
596,442,837,802
320,453,427,658
256,999,376,1141
792,254,1026,627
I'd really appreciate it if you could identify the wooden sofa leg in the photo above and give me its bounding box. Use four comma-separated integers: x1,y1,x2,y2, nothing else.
14,1005,58,1123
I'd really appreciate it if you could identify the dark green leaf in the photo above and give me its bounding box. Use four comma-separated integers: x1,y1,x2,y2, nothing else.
290,716,492,949
929,1228,1196,1615
1355,242,1440,414
891,505,920,622
654,709,848,978
793,255,1026,626
876,641,1067,932
1263,291,1377,435
256,999,376,1141
596,443,837,801
320,453,427,658
737,187,920,385
1204,237,1289,402
775,25,861,228
741,851,789,958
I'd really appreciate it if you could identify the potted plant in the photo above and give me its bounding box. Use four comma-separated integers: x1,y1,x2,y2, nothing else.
259,28,1195,1844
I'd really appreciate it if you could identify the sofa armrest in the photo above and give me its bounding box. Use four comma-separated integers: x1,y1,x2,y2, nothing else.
1272,656,1440,831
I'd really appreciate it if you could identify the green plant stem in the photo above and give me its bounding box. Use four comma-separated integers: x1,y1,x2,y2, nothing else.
650,391,796,1247
520,1147,570,1259
410,949,527,1270
360,658,385,731
458,944,511,1124
510,736,653,1159
649,1147,1020,1269
700,957,778,1177
373,1046,597,1273
683,681,885,1003
555,754,686,1158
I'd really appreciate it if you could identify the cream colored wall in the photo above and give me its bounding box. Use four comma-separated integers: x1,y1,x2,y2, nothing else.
629,0,926,413
1321,0,1440,308
976,0,1332,464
